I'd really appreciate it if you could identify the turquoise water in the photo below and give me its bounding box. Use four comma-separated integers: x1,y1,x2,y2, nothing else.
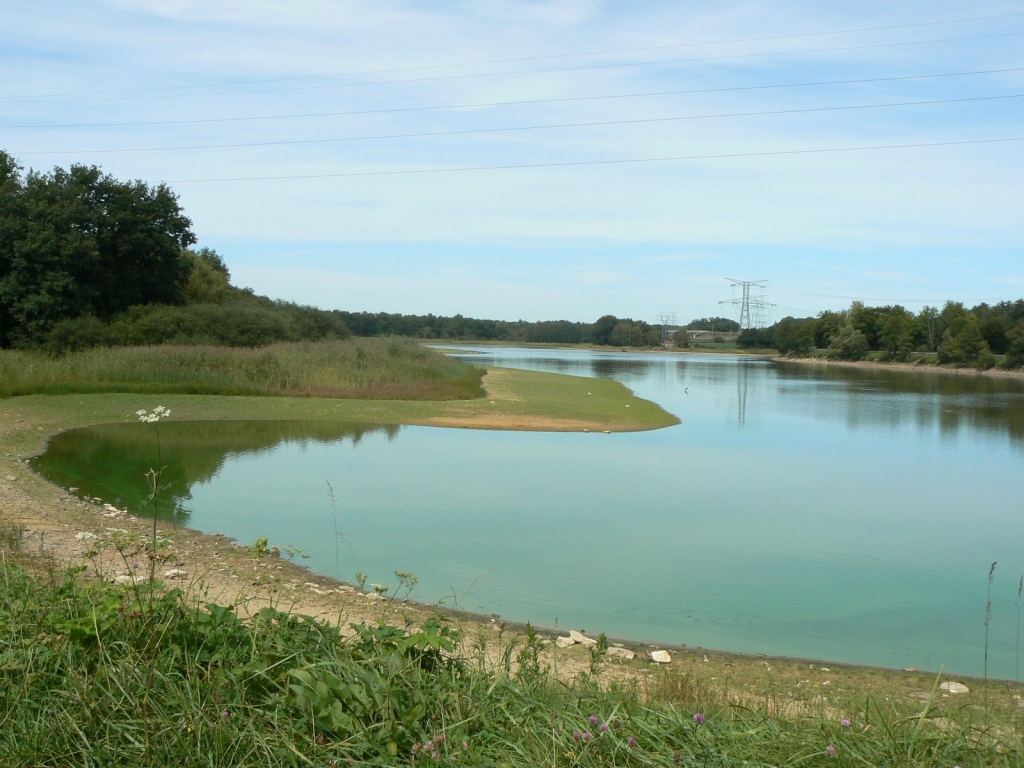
32,349,1024,677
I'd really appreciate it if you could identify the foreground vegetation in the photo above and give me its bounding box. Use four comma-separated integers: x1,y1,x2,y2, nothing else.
0,554,1018,767
0,339,484,400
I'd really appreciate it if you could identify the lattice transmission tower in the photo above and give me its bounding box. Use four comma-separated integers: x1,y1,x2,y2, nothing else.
655,311,677,344
719,278,775,329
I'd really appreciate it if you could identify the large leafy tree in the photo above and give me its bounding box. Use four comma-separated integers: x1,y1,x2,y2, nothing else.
0,152,195,347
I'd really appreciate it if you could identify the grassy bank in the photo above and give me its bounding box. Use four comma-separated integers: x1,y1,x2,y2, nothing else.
0,556,1018,767
0,369,676,465
0,339,484,400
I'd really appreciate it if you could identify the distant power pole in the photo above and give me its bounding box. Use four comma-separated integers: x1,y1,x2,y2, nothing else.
719,278,775,330
655,311,676,344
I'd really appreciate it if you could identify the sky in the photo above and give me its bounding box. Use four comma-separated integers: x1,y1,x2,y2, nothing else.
1,1,1022,324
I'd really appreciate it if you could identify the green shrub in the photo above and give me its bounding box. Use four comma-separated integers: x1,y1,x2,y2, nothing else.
43,315,117,354
827,325,869,360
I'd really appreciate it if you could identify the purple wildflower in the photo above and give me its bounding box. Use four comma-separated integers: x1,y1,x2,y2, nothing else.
573,730,581,741
588,715,599,725
840,718,850,727
627,736,637,747
692,712,705,725
825,744,836,757
220,710,230,718
582,732,593,741
599,723,609,732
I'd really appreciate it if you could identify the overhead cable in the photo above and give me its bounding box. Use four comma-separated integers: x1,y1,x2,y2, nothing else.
5,66,1022,130
162,136,1024,183
4,29,1022,105
6,10,1023,100
17,92,1024,156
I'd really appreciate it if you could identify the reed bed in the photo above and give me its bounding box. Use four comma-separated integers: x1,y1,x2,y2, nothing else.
0,338,484,400
0,554,1018,767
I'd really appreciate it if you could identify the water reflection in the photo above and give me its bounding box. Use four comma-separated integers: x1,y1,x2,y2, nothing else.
28,349,1024,675
32,421,400,524
772,362,1024,448
466,348,1024,447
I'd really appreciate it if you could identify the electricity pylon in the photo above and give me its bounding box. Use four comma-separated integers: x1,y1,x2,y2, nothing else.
719,278,775,329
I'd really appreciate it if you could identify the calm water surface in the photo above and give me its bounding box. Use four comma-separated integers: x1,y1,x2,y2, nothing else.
33,349,1024,677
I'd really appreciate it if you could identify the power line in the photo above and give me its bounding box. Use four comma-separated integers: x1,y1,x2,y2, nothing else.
17,92,1024,156
7,10,1023,101
5,29,1022,105
163,135,1024,183
6,66,1021,130
767,285,1010,304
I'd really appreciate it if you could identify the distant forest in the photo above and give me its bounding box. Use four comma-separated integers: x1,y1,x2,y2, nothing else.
2,153,1021,368
739,301,1024,369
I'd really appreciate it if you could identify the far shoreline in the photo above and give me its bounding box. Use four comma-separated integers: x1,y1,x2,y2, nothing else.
775,354,1024,380
432,340,1024,381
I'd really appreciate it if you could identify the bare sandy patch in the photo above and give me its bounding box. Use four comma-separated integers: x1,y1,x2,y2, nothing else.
416,413,602,431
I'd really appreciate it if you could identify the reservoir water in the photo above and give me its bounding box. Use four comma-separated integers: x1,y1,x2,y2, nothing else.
32,348,1024,677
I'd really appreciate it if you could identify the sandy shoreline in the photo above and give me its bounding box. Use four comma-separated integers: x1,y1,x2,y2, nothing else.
774,355,1024,380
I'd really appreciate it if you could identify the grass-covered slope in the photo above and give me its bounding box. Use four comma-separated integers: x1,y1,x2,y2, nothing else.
0,560,1015,767
0,338,484,400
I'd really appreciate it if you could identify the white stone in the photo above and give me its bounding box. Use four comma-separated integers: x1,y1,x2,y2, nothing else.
555,636,576,649
650,650,672,664
606,646,636,660
939,681,969,694
569,630,597,647
163,568,188,579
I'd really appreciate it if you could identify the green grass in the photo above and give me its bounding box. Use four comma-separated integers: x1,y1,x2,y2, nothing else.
0,558,1018,767
0,338,484,400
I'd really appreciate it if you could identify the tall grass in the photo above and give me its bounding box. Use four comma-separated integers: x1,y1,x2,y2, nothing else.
0,338,484,400
0,559,1018,767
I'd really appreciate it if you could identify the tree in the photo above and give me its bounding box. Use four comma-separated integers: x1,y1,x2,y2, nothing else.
879,309,914,361
978,315,1009,355
0,153,195,346
686,316,740,332
814,310,844,349
180,247,231,304
827,322,869,360
773,317,816,354
917,305,939,351
1005,319,1024,368
938,313,988,365
589,314,618,345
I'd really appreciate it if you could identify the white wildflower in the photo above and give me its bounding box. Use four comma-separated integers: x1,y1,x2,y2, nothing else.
75,531,98,541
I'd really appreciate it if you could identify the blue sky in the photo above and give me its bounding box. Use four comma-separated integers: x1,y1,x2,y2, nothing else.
2,1,1022,323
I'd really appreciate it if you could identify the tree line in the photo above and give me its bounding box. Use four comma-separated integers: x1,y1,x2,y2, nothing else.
738,300,1024,369
0,153,734,353
5,153,1021,367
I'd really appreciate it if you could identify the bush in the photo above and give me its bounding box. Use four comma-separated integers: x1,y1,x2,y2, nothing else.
103,301,351,348
43,315,117,354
